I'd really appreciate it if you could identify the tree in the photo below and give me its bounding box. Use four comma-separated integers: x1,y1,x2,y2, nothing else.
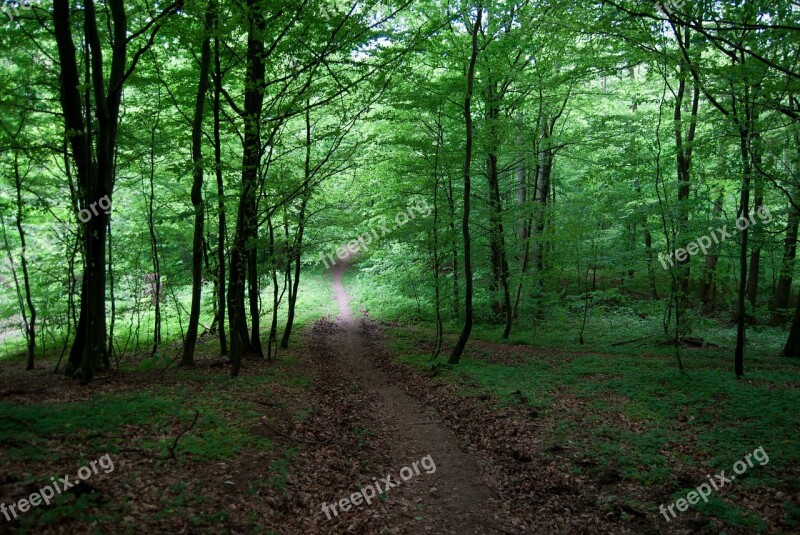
182,0,215,367
449,5,482,365
54,0,182,381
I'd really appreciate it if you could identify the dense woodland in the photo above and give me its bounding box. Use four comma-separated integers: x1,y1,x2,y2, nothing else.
0,0,799,533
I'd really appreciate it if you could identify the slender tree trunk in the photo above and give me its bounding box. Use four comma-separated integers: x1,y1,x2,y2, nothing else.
531,126,552,276
449,6,481,365
147,119,162,355
735,123,753,378
1,213,32,369
698,189,724,312
431,114,444,359
486,84,502,316
248,233,264,359
517,122,528,267
746,166,763,308
107,216,115,362
630,68,658,299
673,30,700,307
447,171,459,319
484,83,513,338
280,105,312,349
213,28,228,356
11,154,36,369
182,1,214,366
266,214,281,360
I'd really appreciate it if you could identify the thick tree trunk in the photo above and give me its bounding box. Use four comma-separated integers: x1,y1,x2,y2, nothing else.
770,188,799,325
55,0,112,381
55,0,177,381
229,0,265,375
182,2,214,367
449,7,481,364
228,200,251,373
784,286,800,357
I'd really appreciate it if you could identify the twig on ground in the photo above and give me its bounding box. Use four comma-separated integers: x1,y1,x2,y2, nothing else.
119,410,201,460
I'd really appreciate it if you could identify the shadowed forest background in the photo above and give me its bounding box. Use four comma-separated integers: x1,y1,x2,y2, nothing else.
0,0,799,533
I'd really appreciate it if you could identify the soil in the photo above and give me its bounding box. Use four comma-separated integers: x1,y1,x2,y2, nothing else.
286,259,503,533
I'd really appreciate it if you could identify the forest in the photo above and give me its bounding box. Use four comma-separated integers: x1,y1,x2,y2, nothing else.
0,0,798,533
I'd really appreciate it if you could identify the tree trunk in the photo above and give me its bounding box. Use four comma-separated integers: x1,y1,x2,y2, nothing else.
229,0,266,375
735,125,753,378
280,106,312,349
517,115,527,266
770,187,799,325
449,7,481,364
12,154,36,369
746,166,763,308
228,200,252,374
783,286,800,357
266,214,280,360
484,83,513,338
673,31,700,307
531,125,552,276
182,1,214,367
54,0,178,381
630,68,658,299
147,120,162,356
55,0,117,381
447,171,459,319
248,232,264,359
213,27,228,356
698,189,724,312
431,113,444,359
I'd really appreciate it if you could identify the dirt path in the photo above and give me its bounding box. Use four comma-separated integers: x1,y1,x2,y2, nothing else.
309,260,500,533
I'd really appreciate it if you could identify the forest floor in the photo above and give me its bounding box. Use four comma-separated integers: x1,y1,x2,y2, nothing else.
0,262,798,533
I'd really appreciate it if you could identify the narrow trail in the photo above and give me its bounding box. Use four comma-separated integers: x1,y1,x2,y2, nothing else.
316,259,500,533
